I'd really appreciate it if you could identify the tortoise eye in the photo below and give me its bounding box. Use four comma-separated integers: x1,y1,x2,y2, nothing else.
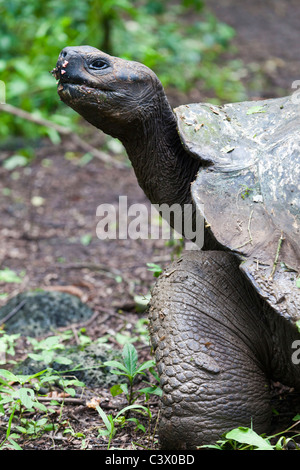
90,59,109,70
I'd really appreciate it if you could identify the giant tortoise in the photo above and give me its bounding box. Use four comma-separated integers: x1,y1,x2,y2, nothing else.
53,46,300,449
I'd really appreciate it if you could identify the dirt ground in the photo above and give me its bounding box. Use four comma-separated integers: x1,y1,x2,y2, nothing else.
0,0,300,451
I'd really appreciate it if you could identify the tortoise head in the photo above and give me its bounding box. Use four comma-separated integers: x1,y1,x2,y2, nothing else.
53,46,164,139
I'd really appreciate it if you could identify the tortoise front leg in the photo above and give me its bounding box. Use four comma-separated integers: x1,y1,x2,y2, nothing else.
148,250,272,449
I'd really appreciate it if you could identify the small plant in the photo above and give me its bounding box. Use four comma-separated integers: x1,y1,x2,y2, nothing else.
0,367,85,449
146,263,162,278
104,343,159,406
201,420,300,450
26,329,92,367
96,403,151,450
240,184,253,199
27,335,73,367
95,343,161,448
213,426,274,450
0,368,51,449
0,331,20,365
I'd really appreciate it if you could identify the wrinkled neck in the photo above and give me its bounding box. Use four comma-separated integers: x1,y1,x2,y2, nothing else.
121,94,200,207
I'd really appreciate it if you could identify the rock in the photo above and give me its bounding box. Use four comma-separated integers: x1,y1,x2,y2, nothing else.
0,291,94,337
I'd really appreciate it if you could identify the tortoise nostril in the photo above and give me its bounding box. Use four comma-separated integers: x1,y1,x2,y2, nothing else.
60,49,69,59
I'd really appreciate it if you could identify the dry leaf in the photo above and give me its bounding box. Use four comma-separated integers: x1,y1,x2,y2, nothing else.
86,396,101,409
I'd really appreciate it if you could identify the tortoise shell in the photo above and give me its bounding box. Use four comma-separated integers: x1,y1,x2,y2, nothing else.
175,96,300,323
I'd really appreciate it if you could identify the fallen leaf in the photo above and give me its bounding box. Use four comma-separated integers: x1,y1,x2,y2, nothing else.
246,105,266,115
86,396,101,409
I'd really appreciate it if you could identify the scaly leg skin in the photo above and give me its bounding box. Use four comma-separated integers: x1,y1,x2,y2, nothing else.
148,250,273,449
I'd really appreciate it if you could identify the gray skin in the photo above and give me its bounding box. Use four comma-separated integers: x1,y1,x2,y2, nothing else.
53,46,300,449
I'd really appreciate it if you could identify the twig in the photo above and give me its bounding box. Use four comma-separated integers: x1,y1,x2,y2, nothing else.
0,299,26,326
0,103,126,169
71,325,80,345
37,396,86,405
151,409,160,449
234,209,254,250
269,232,285,280
54,261,122,276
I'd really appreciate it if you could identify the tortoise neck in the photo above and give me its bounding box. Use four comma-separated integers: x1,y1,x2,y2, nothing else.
121,93,200,207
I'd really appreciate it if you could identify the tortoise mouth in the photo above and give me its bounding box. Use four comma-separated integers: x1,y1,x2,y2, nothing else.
51,66,112,95
57,81,112,104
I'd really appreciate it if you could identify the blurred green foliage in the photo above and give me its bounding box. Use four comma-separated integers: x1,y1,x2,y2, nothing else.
0,0,246,142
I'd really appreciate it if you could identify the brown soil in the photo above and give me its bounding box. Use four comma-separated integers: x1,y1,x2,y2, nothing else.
207,0,300,98
0,0,300,451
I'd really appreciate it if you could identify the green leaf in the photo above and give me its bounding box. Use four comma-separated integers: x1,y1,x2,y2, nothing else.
115,404,149,419
78,153,94,166
27,353,45,362
15,425,27,434
3,155,28,170
45,127,61,145
110,384,124,397
127,417,146,433
96,406,115,435
103,360,129,374
148,367,160,383
296,278,300,288
134,294,151,312
120,383,128,395
0,395,15,406
18,388,35,409
98,428,110,437
5,403,17,440
7,438,22,450
146,262,162,277
110,383,128,397
225,427,274,450
64,387,76,397
0,268,23,283
54,355,73,365
138,385,163,397
115,332,138,345
135,359,156,375
33,335,62,350
122,343,138,377
34,401,48,413
80,233,92,246
0,369,18,383
246,105,266,115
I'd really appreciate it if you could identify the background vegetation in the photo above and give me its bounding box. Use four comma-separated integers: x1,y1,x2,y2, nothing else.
0,0,246,146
